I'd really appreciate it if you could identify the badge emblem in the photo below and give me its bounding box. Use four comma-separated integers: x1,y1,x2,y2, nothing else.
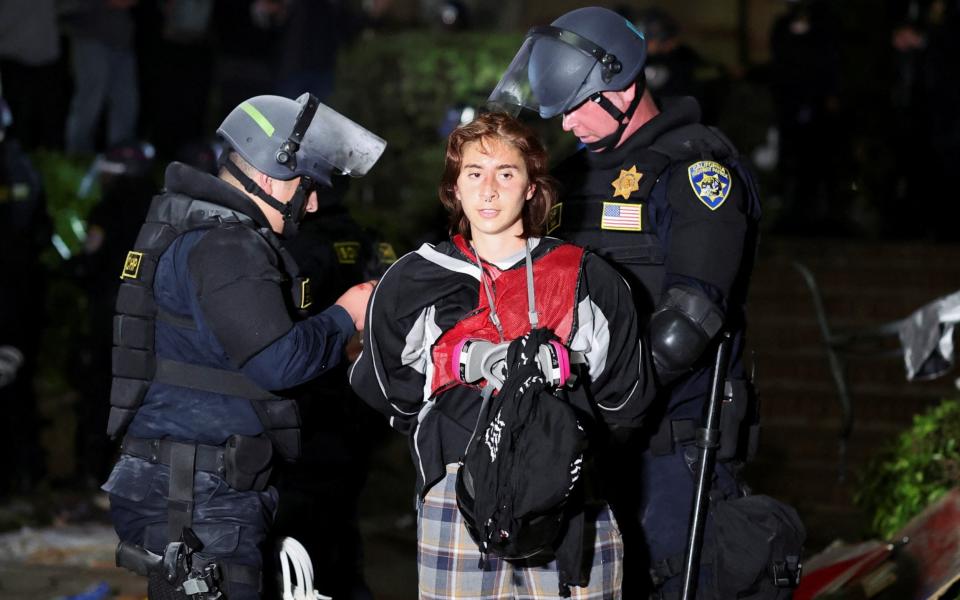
688,161,732,210
611,165,642,200
377,243,398,265
334,241,361,264
299,278,313,310
547,203,563,234
120,251,143,280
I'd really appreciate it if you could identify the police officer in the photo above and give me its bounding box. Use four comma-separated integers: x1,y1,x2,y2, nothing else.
490,7,762,598
102,93,385,599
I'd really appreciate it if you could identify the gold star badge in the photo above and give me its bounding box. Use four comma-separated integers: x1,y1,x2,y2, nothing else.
612,165,642,200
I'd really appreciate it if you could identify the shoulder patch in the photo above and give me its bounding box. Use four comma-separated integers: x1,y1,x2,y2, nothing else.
687,160,732,210
121,251,143,280
334,241,361,264
298,278,313,310
377,242,398,265
547,202,562,234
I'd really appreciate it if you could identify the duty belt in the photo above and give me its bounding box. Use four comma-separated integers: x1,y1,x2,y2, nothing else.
121,435,226,477
117,435,266,596
122,436,220,541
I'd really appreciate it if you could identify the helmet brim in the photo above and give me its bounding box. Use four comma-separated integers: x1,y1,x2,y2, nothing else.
296,97,387,182
487,35,598,119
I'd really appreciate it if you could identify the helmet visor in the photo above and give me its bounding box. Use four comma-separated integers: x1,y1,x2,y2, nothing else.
488,33,599,119
298,97,387,182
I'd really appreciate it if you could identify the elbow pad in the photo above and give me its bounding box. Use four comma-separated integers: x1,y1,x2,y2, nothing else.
649,285,724,384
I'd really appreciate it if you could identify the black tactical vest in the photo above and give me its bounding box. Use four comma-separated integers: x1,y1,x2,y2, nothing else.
554,121,761,316
108,193,310,460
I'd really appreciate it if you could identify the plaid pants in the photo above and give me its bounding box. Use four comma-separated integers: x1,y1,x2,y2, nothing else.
417,464,623,600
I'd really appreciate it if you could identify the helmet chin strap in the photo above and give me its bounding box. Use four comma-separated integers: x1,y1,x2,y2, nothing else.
221,158,305,238
583,81,645,152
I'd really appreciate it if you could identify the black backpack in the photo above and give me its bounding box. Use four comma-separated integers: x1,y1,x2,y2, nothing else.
649,493,805,599
710,493,805,598
455,328,587,564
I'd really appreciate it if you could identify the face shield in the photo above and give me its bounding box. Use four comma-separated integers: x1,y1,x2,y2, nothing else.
487,27,621,119
291,94,387,186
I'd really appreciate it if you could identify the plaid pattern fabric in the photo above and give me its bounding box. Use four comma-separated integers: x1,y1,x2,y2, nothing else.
417,464,623,599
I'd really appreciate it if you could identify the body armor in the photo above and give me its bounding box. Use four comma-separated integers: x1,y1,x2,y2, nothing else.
556,118,761,316
108,192,308,460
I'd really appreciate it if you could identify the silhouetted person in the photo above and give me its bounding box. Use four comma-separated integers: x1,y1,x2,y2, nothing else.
0,97,50,494
0,0,65,150
888,0,960,239
135,0,216,158
769,0,845,234
251,0,390,101
635,7,727,124
62,0,140,155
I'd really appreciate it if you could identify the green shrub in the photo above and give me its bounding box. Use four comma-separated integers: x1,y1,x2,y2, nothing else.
855,398,960,538
28,151,100,393
31,150,101,265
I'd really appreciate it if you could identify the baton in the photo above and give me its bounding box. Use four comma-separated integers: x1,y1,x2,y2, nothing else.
680,331,733,600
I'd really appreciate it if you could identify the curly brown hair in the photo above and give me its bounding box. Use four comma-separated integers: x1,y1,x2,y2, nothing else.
438,112,557,240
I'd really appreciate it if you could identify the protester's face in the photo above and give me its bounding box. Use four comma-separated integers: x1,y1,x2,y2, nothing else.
561,90,625,144
455,138,535,240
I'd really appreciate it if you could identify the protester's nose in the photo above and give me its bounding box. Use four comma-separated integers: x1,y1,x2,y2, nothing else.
481,175,498,202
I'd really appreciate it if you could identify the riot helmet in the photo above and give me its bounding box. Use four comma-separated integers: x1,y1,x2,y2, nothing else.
488,7,647,119
216,93,386,237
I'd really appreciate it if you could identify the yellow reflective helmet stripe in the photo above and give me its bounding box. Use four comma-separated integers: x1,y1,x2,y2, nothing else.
239,102,275,137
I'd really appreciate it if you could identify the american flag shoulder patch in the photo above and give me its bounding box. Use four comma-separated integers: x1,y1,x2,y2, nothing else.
600,201,643,231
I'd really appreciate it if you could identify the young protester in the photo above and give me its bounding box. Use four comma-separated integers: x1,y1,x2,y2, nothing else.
349,112,656,599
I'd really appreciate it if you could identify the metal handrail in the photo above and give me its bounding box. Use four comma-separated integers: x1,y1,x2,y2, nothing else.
792,261,905,482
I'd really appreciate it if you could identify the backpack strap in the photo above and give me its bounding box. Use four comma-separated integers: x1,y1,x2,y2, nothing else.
153,358,276,400
152,357,301,460
554,509,586,597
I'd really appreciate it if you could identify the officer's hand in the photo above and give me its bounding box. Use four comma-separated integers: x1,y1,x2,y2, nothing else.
335,280,377,331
